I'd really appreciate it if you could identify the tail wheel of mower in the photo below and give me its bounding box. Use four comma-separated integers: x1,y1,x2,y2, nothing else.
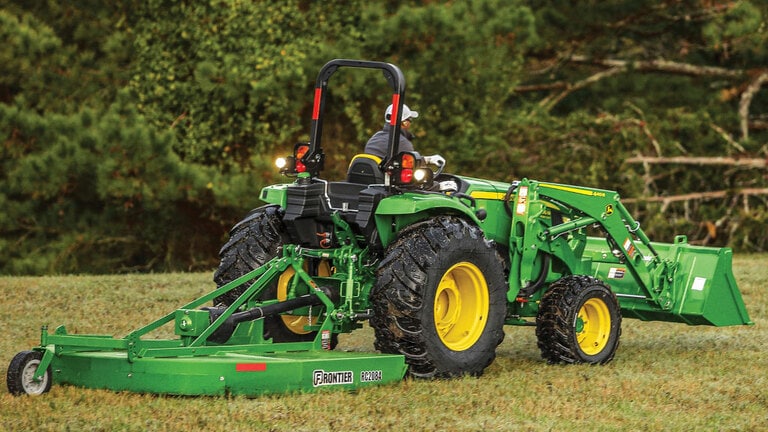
370,216,507,378
536,275,622,364
7,351,51,396
213,205,336,346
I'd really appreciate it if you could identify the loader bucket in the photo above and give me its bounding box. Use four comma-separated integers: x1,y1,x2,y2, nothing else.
662,240,752,326
588,237,752,326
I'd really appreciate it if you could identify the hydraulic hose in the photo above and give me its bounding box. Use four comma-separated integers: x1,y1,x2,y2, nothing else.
503,181,520,217
517,254,551,299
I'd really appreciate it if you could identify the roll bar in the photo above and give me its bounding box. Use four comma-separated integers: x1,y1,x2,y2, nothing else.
306,59,407,175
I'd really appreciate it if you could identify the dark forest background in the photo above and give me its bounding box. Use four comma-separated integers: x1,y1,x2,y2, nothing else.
2,1,766,274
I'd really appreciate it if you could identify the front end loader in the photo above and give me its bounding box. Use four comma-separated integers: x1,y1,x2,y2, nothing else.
8,59,751,396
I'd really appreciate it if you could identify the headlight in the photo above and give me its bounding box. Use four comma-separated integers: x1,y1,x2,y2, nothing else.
413,168,428,182
276,143,313,175
276,156,296,174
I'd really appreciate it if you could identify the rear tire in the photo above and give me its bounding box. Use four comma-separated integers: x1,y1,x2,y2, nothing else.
214,205,286,306
214,205,326,344
536,275,622,364
7,351,51,396
370,216,506,378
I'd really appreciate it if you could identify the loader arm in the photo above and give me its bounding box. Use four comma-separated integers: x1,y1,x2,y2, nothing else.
509,179,661,299
508,178,751,326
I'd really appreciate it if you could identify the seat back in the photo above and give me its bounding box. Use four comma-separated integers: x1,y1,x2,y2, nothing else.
346,154,384,184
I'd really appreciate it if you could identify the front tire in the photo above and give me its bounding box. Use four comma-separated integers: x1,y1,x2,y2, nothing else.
7,351,51,396
536,275,622,364
370,216,507,378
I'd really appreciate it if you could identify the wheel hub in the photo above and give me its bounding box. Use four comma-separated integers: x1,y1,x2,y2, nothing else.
433,262,489,351
21,359,48,395
576,297,611,355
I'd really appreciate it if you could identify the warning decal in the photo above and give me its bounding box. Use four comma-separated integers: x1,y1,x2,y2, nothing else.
622,238,637,259
608,268,626,279
691,277,707,291
516,186,529,215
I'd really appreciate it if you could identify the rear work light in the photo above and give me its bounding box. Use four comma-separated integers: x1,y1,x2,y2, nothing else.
391,152,433,187
294,144,309,173
277,143,319,176
399,153,415,183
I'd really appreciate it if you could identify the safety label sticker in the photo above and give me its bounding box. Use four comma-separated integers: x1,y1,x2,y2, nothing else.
608,268,626,279
516,186,529,215
622,238,636,259
691,277,707,291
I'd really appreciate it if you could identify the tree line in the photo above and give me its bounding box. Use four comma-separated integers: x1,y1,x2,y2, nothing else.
1,0,766,274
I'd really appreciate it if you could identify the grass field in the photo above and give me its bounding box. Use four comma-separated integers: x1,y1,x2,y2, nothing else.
1,255,766,431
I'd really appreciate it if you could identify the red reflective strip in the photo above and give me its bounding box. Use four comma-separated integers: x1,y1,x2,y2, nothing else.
236,363,267,372
390,94,400,125
312,88,322,120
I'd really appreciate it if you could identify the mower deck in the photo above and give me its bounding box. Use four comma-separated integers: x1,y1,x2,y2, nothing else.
45,348,406,396
12,254,408,397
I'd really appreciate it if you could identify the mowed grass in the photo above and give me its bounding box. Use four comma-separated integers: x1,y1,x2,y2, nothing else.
1,255,766,431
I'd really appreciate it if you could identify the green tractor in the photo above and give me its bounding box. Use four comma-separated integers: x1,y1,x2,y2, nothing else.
8,60,752,396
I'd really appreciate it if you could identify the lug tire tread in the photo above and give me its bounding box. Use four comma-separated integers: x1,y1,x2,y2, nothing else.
370,216,506,378
536,275,622,364
7,350,51,396
213,205,285,306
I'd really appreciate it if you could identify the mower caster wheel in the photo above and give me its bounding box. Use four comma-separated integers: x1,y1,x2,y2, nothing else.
7,350,52,396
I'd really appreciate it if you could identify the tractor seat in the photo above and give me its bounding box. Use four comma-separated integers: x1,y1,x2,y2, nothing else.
346,154,385,185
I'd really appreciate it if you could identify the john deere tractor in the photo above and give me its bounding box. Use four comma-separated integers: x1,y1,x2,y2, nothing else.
8,59,751,396
207,58,751,377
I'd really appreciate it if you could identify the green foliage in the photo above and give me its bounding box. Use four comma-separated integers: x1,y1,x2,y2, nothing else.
513,0,768,248
0,94,253,274
703,1,766,62
129,0,356,167
0,8,60,99
1,1,767,274
129,0,538,170
357,1,539,169
0,2,136,112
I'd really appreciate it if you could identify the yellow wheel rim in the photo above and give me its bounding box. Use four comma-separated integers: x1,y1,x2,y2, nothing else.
576,297,612,355
276,261,331,335
433,262,489,351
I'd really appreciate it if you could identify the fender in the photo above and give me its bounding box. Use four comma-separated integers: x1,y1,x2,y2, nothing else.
260,183,290,207
374,192,483,247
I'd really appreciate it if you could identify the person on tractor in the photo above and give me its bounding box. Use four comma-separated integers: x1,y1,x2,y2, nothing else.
364,103,419,158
